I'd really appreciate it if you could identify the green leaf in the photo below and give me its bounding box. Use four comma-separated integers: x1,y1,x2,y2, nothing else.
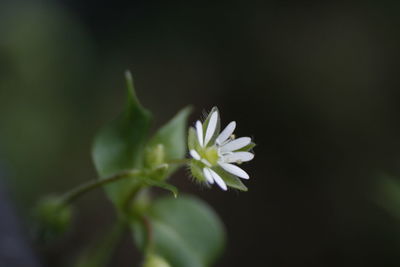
92,71,152,207
132,195,225,267
142,178,178,198
147,106,192,178
149,107,192,161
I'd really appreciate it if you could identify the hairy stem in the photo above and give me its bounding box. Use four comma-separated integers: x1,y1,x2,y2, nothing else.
61,169,142,205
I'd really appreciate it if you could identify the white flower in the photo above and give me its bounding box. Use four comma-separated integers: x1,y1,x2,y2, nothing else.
188,107,255,191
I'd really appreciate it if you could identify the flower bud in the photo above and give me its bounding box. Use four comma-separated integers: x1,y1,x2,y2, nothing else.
145,144,166,168
33,196,73,242
143,254,171,267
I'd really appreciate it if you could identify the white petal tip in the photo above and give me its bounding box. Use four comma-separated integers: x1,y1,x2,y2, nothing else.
222,151,254,163
241,174,250,180
219,162,250,179
209,169,228,191
204,111,219,146
195,120,204,147
203,168,214,184
216,121,236,145
220,137,251,152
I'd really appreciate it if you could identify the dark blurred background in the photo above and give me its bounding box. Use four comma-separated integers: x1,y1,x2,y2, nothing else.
1,0,400,266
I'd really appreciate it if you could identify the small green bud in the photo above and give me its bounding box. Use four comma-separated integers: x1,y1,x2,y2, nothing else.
33,196,73,242
150,163,169,179
131,189,151,215
145,144,166,168
143,254,171,267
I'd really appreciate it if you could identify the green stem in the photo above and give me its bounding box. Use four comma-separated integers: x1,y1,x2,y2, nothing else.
141,215,154,256
166,158,190,165
61,169,142,205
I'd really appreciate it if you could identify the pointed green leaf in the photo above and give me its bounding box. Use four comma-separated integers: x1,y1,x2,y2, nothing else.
132,195,225,267
142,179,178,198
92,71,152,207
149,107,192,160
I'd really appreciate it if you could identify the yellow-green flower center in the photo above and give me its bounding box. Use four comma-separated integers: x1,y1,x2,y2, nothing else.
200,146,219,166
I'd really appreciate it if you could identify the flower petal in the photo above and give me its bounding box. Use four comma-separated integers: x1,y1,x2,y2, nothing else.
216,121,236,145
203,168,214,184
204,110,218,146
190,149,201,160
220,137,251,153
195,120,204,147
209,168,227,191
221,151,254,163
201,159,212,167
219,162,250,179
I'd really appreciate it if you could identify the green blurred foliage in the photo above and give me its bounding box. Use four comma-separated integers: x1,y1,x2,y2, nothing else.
74,221,126,267
132,195,225,267
0,2,95,205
